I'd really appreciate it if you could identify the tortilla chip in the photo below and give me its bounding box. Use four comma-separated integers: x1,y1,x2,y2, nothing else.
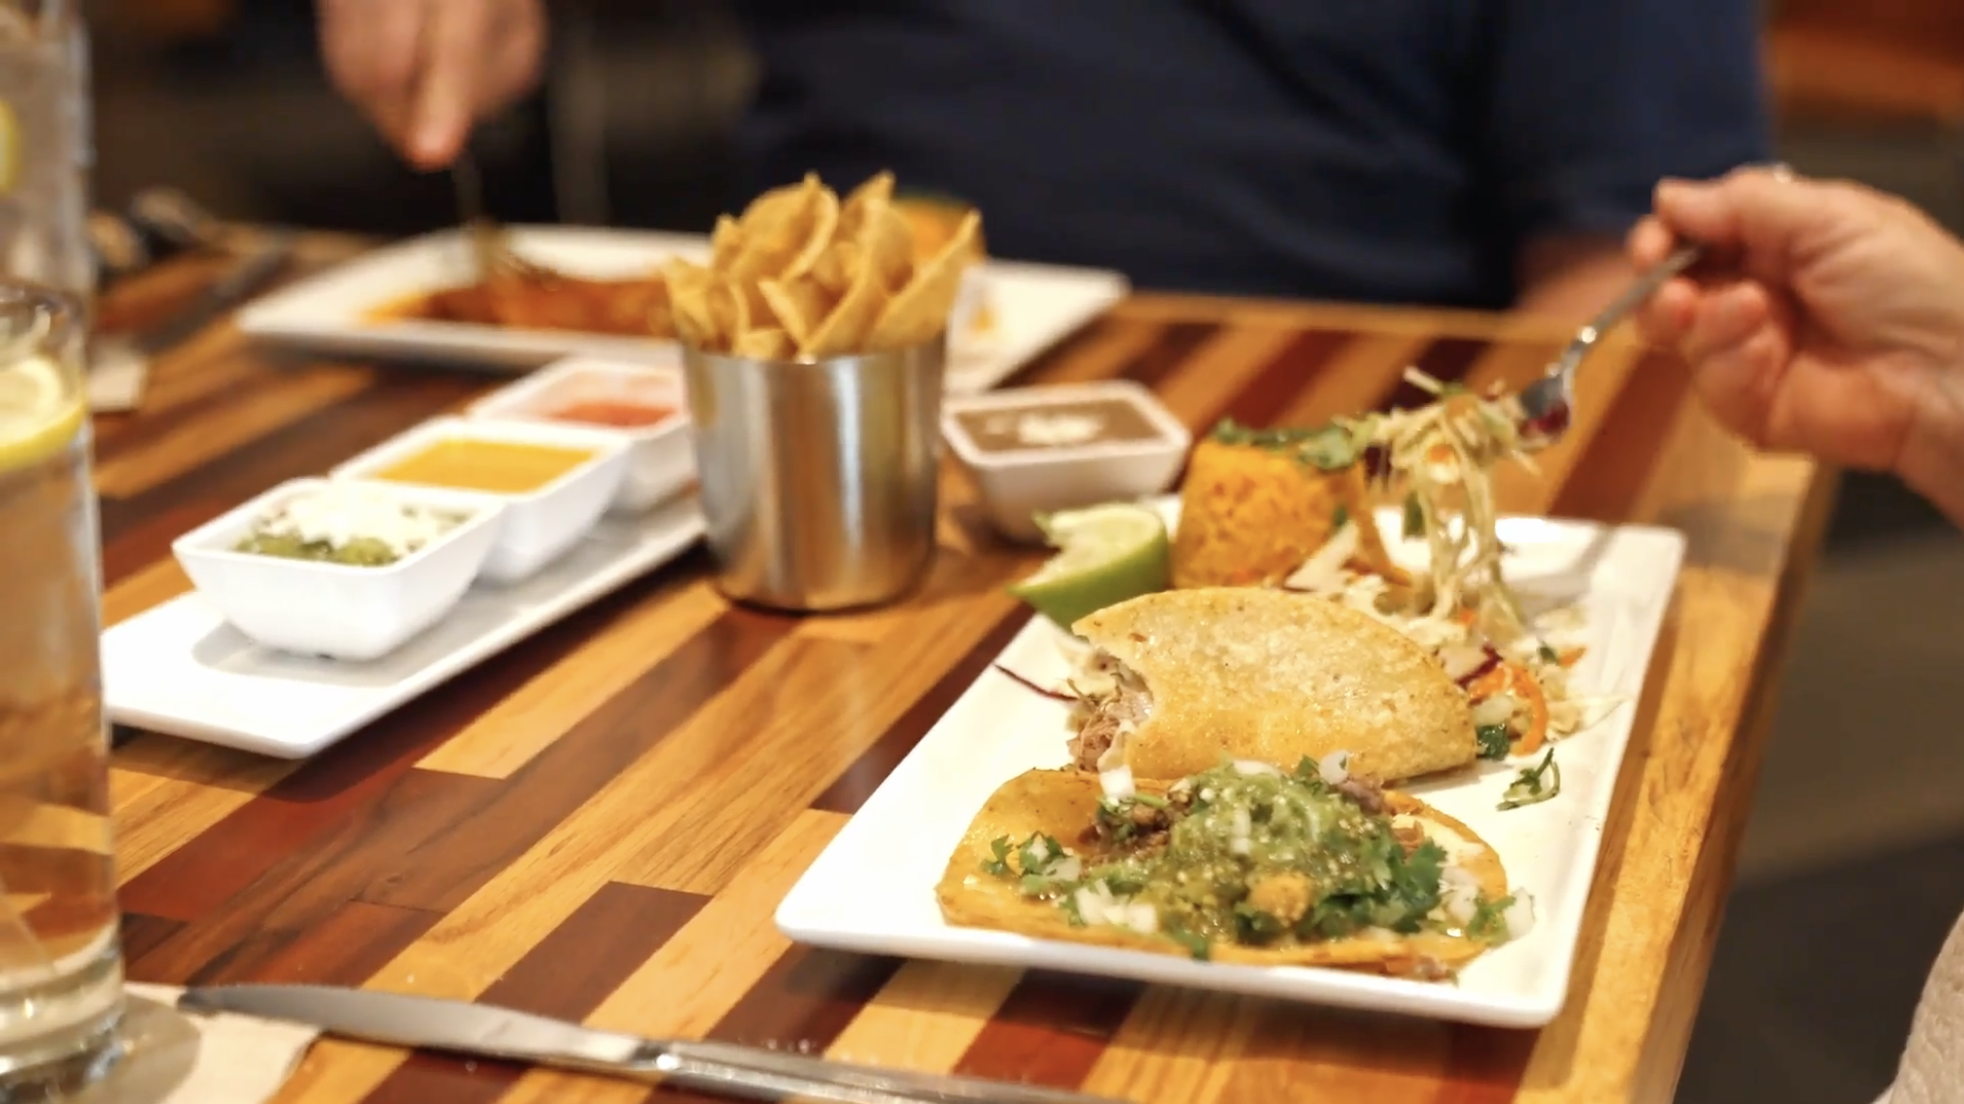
867,209,981,351
799,246,891,359
758,276,836,350
710,215,744,270
936,769,1507,973
728,173,824,284
1072,588,1476,784
664,259,719,350
1171,437,1398,589
781,185,841,280
733,325,795,360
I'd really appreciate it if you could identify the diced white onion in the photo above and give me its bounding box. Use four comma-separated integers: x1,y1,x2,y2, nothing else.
1438,644,1489,682
1319,751,1351,786
1072,886,1104,925
1471,693,1516,729
1439,866,1480,926
1231,807,1252,840
1099,765,1136,800
1120,903,1158,934
1050,856,1083,883
1503,889,1536,940
1232,759,1281,777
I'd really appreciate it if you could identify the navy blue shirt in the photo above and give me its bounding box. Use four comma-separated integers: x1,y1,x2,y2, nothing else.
732,1,1770,308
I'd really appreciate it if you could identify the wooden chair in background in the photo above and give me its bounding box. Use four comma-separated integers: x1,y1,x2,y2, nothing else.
1765,0,1964,190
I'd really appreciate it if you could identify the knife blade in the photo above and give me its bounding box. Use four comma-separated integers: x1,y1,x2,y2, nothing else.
178,984,1132,1104
87,232,295,413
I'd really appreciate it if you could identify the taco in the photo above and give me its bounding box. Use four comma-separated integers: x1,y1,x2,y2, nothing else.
1063,588,1476,784
937,764,1518,975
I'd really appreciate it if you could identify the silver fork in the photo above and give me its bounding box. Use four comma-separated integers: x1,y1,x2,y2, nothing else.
1516,242,1704,446
450,148,550,281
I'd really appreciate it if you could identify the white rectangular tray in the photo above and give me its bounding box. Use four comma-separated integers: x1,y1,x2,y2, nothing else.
776,503,1684,1027
237,226,1130,396
102,495,705,759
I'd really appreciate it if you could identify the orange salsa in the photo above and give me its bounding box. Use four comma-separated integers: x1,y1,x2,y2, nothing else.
371,438,595,495
542,397,676,429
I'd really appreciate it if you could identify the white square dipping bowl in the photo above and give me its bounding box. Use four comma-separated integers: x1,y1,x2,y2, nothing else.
465,356,694,514
172,477,505,662
942,380,1191,542
331,415,632,583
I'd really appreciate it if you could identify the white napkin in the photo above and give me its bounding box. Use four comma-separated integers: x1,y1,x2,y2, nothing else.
86,343,149,414
65,983,320,1104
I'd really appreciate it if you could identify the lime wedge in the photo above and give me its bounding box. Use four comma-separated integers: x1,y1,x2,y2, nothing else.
0,355,82,474
1009,503,1171,630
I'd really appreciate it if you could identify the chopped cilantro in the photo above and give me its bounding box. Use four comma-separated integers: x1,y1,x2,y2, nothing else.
1498,748,1561,811
1233,903,1286,944
1166,925,1212,961
1476,723,1510,760
1209,418,1360,471
981,835,1014,876
1537,642,1560,664
1132,792,1169,809
1332,503,1349,529
1402,492,1424,540
1018,833,1064,874
1467,895,1514,943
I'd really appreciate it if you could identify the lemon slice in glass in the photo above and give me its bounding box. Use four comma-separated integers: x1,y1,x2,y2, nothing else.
1008,502,1171,630
0,355,83,474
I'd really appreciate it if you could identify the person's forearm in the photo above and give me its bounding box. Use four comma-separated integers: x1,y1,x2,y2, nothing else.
1511,233,1637,325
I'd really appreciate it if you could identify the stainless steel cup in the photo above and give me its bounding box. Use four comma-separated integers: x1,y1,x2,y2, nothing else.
681,338,947,611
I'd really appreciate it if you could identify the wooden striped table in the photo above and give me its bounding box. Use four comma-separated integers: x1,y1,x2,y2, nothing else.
93,239,1834,1104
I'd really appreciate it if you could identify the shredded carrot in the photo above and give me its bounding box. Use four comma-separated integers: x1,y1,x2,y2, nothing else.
1558,646,1586,668
1467,661,1550,755
1452,608,1478,627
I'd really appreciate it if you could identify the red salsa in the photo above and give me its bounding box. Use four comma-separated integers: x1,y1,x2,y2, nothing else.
541,397,676,428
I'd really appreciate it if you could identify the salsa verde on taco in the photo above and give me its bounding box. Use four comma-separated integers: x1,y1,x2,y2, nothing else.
937,759,1527,976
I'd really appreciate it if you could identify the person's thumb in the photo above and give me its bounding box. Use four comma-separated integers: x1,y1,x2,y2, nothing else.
1654,168,1818,259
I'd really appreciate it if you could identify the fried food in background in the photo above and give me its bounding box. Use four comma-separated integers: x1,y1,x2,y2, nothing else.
1171,432,1396,589
936,767,1509,973
666,171,985,359
1067,588,1476,784
387,272,675,338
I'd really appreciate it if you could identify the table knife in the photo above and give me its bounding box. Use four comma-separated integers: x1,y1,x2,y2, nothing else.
178,984,1130,1104
88,232,295,412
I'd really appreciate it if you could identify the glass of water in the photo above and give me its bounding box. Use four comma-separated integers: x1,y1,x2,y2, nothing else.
0,281,122,1093
0,0,92,299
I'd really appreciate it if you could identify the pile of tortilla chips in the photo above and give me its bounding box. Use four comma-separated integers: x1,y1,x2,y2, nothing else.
664,171,984,361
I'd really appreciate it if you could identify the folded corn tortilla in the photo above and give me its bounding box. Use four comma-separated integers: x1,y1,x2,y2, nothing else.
1064,588,1476,784
937,767,1508,973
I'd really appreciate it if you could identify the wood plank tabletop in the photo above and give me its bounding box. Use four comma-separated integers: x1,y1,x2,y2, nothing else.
93,238,1835,1104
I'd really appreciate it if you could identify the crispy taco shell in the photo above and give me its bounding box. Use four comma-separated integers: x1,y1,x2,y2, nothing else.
1071,588,1475,783
937,768,1507,972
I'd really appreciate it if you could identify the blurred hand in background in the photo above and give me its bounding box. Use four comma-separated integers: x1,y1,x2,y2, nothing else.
317,0,546,171
1630,166,1964,525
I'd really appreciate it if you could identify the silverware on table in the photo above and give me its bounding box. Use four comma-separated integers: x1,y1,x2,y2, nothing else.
177,984,1131,1104
87,231,295,412
1517,242,1704,446
450,147,544,281
682,339,947,612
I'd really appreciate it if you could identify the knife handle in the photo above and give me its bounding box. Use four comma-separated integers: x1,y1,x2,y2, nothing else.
662,1039,1133,1104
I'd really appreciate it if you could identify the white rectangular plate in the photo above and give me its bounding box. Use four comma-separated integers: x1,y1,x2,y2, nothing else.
776,502,1685,1027
236,226,1130,396
102,495,705,759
